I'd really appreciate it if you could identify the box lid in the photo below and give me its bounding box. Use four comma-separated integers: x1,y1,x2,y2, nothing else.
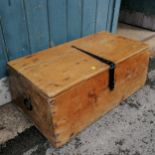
8,32,149,98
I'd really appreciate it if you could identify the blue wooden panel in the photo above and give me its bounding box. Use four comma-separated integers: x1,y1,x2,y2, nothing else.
111,0,121,32
24,0,49,53
106,0,115,31
0,0,121,78
67,0,82,41
0,48,7,78
0,0,30,60
82,0,97,36
48,0,67,46
96,0,110,32
0,19,8,78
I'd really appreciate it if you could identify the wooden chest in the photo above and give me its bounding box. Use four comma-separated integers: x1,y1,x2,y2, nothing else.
8,32,150,147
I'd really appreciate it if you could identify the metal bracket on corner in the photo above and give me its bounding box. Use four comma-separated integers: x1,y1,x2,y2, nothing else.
71,45,116,91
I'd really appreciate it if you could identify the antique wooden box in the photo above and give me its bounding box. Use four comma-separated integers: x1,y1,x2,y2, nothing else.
8,32,150,147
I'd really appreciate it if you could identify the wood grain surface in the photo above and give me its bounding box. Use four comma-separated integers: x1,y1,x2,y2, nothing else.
8,32,150,147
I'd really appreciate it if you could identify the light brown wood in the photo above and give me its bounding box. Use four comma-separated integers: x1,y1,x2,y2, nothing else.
8,32,148,97
8,32,150,147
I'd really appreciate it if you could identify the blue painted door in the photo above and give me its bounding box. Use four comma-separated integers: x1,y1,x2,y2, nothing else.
0,0,121,78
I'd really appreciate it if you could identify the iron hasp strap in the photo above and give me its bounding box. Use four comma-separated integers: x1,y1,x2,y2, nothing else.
72,45,115,91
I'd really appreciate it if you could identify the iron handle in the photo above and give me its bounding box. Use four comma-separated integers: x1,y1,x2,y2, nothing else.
23,98,32,111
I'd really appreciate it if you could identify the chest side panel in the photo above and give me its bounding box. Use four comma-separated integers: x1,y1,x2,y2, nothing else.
9,68,56,145
52,50,150,147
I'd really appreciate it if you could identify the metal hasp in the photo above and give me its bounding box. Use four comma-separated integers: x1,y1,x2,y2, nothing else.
72,45,115,91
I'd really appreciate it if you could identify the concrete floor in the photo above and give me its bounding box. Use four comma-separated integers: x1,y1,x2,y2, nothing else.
0,23,155,155
118,23,155,57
